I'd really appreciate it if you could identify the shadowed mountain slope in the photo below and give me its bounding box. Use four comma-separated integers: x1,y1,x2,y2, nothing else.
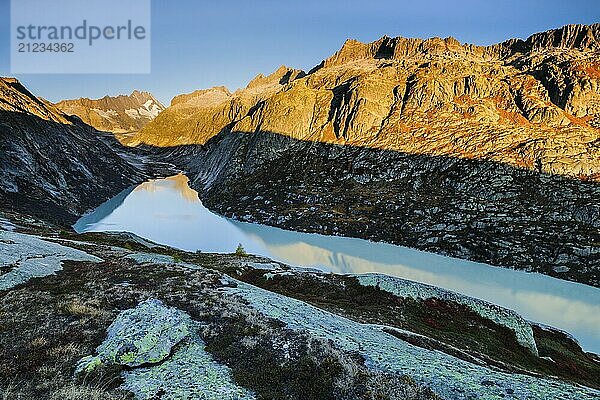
0,78,149,224
179,130,600,286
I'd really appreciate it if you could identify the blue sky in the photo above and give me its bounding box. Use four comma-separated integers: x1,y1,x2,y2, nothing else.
0,0,598,105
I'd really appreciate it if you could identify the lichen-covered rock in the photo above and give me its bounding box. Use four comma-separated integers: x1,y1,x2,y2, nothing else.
355,273,539,355
76,299,255,400
0,231,102,291
125,252,181,266
76,299,192,370
122,341,254,400
124,252,200,270
229,280,599,400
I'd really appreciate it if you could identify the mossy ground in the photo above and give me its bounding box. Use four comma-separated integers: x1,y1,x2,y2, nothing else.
41,230,600,390
57,229,600,389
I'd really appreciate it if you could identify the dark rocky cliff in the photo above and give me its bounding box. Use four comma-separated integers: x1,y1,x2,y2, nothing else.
0,78,150,225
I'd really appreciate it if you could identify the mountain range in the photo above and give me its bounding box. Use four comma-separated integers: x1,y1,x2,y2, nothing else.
134,23,599,180
56,90,164,135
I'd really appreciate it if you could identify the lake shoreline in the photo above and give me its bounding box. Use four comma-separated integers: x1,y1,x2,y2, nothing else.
74,174,600,353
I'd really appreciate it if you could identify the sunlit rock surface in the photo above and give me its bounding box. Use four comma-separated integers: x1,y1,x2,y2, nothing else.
136,24,600,180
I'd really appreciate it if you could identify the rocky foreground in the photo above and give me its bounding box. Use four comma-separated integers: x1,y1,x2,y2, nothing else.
1,213,599,399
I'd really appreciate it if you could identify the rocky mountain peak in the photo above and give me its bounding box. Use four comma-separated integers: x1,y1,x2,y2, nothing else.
323,24,600,68
131,89,146,97
134,65,308,147
170,86,232,107
56,90,165,134
0,77,19,84
524,23,600,51
0,77,69,124
323,34,488,68
129,89,159,104
246,65,306,89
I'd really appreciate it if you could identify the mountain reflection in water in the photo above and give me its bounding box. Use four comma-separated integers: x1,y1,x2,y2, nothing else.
74,174,600,353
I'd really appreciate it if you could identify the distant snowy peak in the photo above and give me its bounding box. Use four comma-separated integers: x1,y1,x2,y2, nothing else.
56,91,165,134
125,99,163,120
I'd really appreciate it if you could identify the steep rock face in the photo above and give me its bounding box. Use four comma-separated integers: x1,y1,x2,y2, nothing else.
56,90,165,134
0,78,147,224
321,24,600,66
523,23,600,51
222,24,600,180
0,78,69,124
